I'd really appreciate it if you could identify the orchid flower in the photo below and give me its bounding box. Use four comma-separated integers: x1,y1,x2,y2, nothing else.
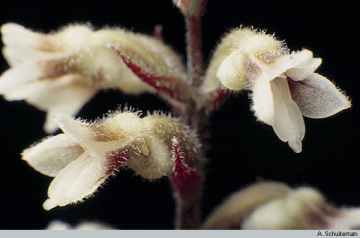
22,110,201,211
203,28,351,152
0,23,188,133
202,181,360,230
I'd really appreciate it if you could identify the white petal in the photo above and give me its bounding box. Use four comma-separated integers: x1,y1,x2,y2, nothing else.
249,50,319,126
1,23,44,52
271,77,305,153
285,57,322,81
54,112,124,154
0,65,43,98
251,74,275,125
23,75,97,133
3,46,68,67
252,49,320,83
289,73,351,118
22,134,84,177
43,153,109,210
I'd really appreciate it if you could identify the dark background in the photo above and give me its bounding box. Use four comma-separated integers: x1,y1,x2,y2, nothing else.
0,0,359,229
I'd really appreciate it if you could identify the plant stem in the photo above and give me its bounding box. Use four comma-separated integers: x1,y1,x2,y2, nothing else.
173,185,203,229
186,15,204,88
173,12,207,230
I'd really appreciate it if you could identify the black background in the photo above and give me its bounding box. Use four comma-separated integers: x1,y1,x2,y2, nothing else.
0,0,359,229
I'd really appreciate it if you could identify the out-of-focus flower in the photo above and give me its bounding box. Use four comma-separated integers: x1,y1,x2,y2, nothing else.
46,220,114,230
0,23,187,133
202,181,360,230
22,110,200,211
203,28,351,152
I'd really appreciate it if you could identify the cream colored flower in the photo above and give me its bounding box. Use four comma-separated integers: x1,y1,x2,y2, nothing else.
202,181,360,230
22,110,200,211
0,23,187,133
203,28,351,152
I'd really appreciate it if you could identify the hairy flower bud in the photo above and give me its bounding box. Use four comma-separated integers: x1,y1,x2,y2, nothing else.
203,27,350,152
0,23,186,133
22,110,200,210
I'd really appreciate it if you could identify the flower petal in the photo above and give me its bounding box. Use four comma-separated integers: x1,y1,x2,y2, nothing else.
271,77,305,153
22,134,84,177
249,50,318,126
0,64,43,98
54,112,143,154
251,74,275,125
260,49,320,82
288,73,351,118
285,56,322,81
26,75,97,133
42,153,109,210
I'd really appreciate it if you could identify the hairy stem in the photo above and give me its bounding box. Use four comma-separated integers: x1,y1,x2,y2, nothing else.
186,15,204,88
173,11,207,230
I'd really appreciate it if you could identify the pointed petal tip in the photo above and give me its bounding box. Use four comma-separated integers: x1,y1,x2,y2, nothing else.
290,143,302,153
43,199,57,211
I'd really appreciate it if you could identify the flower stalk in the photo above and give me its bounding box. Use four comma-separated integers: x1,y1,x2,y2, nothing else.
171,0,209,229
0,0,352,231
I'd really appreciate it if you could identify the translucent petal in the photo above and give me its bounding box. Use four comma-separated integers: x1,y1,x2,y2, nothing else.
289,73,351,118
271,77,305,153
22,134,84,177
43,153,109,210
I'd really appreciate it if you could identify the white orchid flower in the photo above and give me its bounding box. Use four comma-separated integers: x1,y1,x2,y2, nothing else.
22,110,200,211
0,23,188,133
203,28,351,152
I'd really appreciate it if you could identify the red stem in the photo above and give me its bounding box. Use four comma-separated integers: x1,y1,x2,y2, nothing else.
186,15,204,88
171,137,203,229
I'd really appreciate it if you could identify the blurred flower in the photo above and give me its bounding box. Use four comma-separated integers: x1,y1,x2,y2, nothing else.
47,220,114,230
203,28,351,152
22,110,200,210
0,23,187,133
202,181,360,230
